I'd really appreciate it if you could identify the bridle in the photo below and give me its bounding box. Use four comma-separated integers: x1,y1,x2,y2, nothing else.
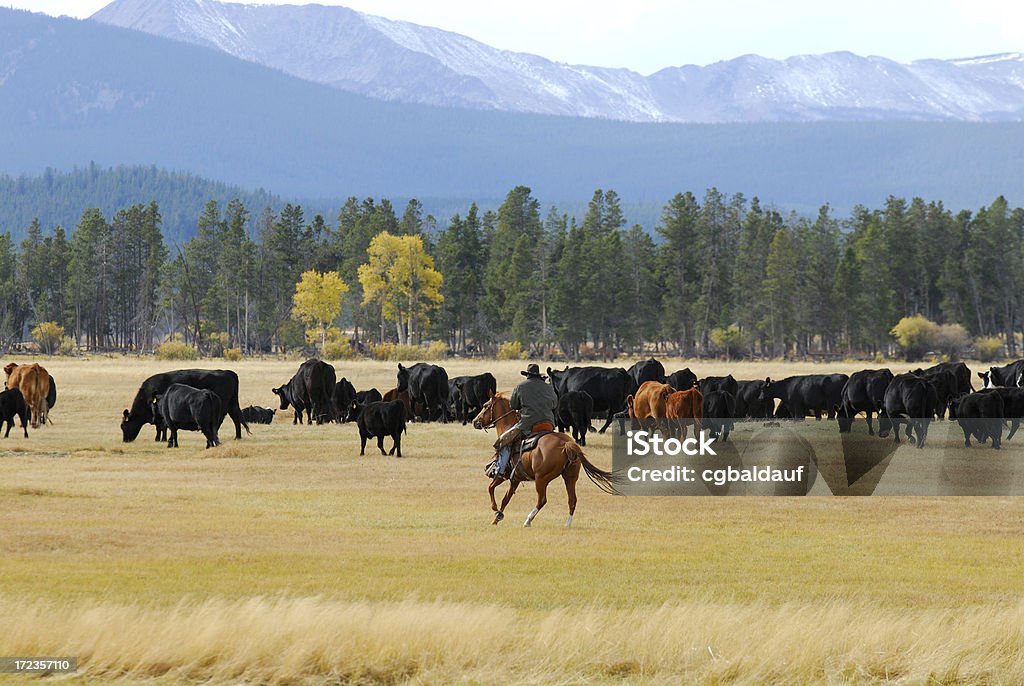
477,402,519,432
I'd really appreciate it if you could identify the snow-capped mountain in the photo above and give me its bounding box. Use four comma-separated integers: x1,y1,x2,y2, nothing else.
92,0,1024,122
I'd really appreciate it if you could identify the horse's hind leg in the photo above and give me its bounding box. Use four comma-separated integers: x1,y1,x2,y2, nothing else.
562,466,580,528
524,476,552,527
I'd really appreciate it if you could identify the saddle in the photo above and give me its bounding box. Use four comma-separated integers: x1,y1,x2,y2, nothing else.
517,429,554,455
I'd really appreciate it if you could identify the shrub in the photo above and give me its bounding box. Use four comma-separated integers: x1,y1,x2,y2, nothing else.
323,339,356,360
709,325,750,360
223,348,243,362
425,341,449,360
370,342,448,361
31,321,64,355
497,341,528,361
890,315,938,361
974,336,1004,362
58,336,77,356
933,324,970,360
156,340,199,361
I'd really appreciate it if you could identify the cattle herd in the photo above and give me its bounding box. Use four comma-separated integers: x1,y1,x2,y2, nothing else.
3,356,1023,455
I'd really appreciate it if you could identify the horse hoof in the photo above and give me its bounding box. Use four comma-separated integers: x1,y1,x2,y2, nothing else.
492,512,504,525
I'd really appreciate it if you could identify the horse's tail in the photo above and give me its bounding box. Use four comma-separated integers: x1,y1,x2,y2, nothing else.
564,441,619,495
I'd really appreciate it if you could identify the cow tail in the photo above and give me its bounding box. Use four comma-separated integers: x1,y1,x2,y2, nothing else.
565,441,619,495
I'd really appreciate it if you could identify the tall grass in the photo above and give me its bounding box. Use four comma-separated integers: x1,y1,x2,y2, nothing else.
1,596,1022,684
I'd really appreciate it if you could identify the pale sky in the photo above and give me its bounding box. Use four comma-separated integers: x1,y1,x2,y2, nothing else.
6,0,1024,74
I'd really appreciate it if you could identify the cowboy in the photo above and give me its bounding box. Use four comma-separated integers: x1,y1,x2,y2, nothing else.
489,363,558,480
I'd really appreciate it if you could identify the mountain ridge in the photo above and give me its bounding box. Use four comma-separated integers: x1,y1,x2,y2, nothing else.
91,0,1024,123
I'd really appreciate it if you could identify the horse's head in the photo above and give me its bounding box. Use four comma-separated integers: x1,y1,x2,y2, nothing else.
472,390,511,430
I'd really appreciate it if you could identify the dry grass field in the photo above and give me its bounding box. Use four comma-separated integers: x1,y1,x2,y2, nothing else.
1,356,1023,685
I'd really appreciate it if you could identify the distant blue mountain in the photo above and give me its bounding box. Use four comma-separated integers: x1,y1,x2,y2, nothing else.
1,7,1023,217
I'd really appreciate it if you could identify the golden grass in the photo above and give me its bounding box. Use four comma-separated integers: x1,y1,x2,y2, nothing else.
1,355,1023,684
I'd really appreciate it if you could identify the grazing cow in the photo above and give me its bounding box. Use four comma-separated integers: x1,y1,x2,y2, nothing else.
626,380,675,433
699,374,738,399
556,390,594,445
702,390,735,442
448,378,466,422
761,374,848,420
877,373,939,448
948,391,1004,449
980,360,1024,388
911,367,958,419
241,405,275,424
667,368,698,391
734,380,770,419
666,387,703,439
357,400,407,457
397,363,450,423
627,358,666,389
0,387,29,438
968,387,1024,441
333,378,358,422
836,369,894,434
152,383,222,448
547,366,632,433
383,387,414,417
454,373,498,426
918,361,973,396
355,388,383,417
4,362,52,428
121,369,247,442
274,359,336,425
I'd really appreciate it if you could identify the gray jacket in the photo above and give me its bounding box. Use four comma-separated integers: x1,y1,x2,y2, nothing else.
510,376,558,433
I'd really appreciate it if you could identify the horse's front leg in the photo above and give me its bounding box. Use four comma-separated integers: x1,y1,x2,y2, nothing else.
488,477,502,512
494,478,520,525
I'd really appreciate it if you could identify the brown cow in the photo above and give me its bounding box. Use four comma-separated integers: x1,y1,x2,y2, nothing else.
626,380,675,433
4,362,51,429
666,388,703,440
382,387,414,418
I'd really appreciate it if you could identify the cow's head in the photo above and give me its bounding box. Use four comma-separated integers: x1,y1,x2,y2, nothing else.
3,362,16,378
876,403,893,437
396,364,409,392
120,408,138,442
759,378,774,402
835,403,854,433
271,386,290,410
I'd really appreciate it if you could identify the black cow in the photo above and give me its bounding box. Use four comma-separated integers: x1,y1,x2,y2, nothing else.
556,390,594,446
153,383,222,449
627,358,666,389
0,387,29,438
980,360,1024,389
877,373,938,448
734,380,770,418
448,377,467,422
357,400,407,457
274,359,336,425
836,369,894,434
241,405,275,424
703,390,736,442
454,373,497,426
918,361,973,396
397,363,450,423
699,375,738,399
969,387,1024,441
912,367,959,419
667,368,697,391
122,369,247,442
333,378,358,422
355,388,383,416
547,366,632,433
948,391,1004,449
761,374,848,420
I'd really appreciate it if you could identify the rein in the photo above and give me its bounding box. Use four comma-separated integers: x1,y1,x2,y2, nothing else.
479,407,519,432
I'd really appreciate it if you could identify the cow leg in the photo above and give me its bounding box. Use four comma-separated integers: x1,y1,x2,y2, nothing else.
359,432,367,456
3,418,11,438
598,410,617,434
1007,419,1020,441
524,476,551,527
377,434,386,456
228,405,244,439
866,411,875,436
390,431,402,457
20,411,28,438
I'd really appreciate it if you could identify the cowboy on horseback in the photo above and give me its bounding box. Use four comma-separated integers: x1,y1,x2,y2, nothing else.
487,363,558,480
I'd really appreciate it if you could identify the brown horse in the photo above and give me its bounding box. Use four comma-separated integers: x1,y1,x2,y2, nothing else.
472,391,615,527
